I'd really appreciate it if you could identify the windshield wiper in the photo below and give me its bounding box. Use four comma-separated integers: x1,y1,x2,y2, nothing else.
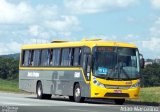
105,69,118,80
120,68,130,79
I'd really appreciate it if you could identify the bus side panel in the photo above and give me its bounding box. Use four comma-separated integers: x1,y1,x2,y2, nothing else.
19,70,90,97
19,70,54,94
52,70,90,97
19,70,37,93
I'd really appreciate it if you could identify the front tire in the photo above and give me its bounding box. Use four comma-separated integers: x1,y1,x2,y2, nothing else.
114,99,125,105
36,82,52,99
73,83,85,103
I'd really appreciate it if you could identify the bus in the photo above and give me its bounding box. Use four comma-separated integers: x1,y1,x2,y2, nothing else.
19,39,144,105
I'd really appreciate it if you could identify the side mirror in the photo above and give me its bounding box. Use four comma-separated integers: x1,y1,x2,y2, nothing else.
139,54,145,69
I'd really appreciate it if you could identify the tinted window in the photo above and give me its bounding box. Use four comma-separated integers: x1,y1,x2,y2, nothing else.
21,47,83,67
61,48,70,66
73,48,82,66
22,50,34,66
49,49,53,65
23,50,30,66
69,48,74,66
29,50,34,66
33,50,41,66
40,49,50,66
21,50,25,66
52,48,60,66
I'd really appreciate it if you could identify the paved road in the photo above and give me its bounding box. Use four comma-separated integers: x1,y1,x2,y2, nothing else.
0,92,159,112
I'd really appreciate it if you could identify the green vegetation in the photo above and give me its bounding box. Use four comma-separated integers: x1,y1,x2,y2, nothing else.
0,57,19,79
0,53,20,60
0,78,19,92
138,87,160,103
128,87,160,105
141,63,160,87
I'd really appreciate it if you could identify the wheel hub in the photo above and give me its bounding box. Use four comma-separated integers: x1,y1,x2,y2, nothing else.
38,87,41,96
75,88,80,97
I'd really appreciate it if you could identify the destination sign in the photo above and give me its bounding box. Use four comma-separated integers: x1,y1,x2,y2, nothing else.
96,47,115,52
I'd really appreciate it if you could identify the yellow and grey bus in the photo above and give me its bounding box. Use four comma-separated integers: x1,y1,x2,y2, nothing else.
19,39,144,104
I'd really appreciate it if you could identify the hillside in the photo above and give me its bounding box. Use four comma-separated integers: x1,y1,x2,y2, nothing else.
0,53,20,60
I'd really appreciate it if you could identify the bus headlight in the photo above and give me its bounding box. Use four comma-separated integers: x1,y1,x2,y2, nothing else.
93,77,105,88
131,80,140,88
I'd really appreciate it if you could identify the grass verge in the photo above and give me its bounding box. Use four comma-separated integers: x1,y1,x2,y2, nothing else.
127,87,160,106
139,87,160,103
0,78,19,92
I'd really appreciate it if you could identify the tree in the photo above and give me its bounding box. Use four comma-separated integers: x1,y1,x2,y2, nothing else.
0,57,19,80
141,63,160,87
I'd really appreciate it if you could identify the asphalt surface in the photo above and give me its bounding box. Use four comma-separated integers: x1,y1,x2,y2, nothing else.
0,92,159,112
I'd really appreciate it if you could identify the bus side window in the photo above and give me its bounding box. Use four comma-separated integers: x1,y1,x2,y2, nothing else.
52,48,60,66
33,49,41,66
69,48,74,66
61,48,70,66
73,48,81,66
23,50,30,66
21,50,25,66
28,50,34,66
40,49,49,66
49,49,53,65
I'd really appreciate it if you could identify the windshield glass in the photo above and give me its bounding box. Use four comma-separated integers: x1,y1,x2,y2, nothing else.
93,47,140,80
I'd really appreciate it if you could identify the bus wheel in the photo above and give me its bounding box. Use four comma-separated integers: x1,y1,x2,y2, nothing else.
114,99,125,105
37,81,43,99
36,82,52,99
74,83,85,103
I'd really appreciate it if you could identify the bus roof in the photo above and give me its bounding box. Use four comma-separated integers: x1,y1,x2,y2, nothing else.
21,39,137,49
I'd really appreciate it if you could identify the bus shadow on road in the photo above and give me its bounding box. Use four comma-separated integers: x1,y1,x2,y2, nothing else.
26,96,115,105
84,99,114,105
49,98,116,105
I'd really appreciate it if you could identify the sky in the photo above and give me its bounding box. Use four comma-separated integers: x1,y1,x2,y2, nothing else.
0,0,160,59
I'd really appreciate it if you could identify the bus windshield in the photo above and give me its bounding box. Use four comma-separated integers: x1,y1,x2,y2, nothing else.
93,47,140,80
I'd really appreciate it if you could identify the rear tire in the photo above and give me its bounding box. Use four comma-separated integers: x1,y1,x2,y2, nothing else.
36,81,52,99
114,99,125,105
73,83,85,103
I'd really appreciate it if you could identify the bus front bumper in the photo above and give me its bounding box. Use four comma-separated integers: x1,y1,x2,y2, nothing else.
91,87,140,99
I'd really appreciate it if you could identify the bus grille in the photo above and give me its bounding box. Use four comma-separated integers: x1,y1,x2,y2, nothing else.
105,93,129,97
105,85,131,89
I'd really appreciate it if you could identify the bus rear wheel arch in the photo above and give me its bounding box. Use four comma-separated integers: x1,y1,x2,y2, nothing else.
73,83,85,103
36,81,52,99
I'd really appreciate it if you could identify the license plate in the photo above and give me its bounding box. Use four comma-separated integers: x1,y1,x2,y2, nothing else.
114,90,122,93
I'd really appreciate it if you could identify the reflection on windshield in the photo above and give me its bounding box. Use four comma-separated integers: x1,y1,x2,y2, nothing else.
93,47,140,80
